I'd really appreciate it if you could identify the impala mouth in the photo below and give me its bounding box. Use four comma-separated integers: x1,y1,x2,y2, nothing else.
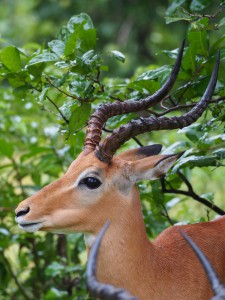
16,218,43,232
18,222,43,232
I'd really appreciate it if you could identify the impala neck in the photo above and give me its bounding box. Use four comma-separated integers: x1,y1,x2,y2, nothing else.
88,187,160,299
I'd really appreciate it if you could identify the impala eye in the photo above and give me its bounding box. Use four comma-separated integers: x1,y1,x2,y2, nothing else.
79,177,102,189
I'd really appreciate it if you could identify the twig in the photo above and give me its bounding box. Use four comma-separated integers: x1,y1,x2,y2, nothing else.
11,158,26,199
46,96,69,124
47,78,86,102
161,174,225,216
181,5,225,20
1,251,32,300
149,96,225,117
161,203,174,225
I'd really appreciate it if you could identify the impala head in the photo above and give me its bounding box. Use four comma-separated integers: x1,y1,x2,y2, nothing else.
15,43,219,238
15,144,180,234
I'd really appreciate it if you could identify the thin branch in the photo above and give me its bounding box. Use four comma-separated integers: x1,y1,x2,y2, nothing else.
177,170,193,192
161,175,225,216
47,78,86,102
11,158,27,199
181,5,225,20
148,96,225,117
46,96,69,124
161,203,174,225
1,251,32,300
93,68,105,93
132,136,144,147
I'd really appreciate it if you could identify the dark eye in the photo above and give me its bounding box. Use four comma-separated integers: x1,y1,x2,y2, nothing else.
79,177,102,189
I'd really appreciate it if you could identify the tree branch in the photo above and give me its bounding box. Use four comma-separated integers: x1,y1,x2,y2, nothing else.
1,251,32,300
149,96,225,117
161,203,174,225
46,96,69,124
11,158,27,199
161,174,225,216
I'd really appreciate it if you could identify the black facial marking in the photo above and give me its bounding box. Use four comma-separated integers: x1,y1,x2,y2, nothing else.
138,144,162,157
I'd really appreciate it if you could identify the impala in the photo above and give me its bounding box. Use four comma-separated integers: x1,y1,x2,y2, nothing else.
15,42,223,299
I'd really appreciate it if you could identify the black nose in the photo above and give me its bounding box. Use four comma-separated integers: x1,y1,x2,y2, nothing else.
16,207,30,217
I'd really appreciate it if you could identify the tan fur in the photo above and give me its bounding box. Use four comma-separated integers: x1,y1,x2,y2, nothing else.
15,150,225,299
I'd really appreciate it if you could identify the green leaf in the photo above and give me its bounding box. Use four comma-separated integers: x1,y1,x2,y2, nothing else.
27,62,46,77
45,288,68,300
48,40,65,56
219,17,225,28
28,52,59,65
182,47,196,71
1,46,21,71
190,0,211,11
128,80,159,94
211,35,225,52
213,149,225,159
188,30,208,57
165,16,192,24
69,103,91,133
64,14,96,56
70,78,93,98
67,13,94,32
151,180,164,204
38,87,49,102
166,0,186,16
64,26,96,56
0,228,10,249
45,262,64,277
204,134,225,145
179,124,202,143
172,155,217,172
110,50,125,63
136,66,171,81
0,139,14,159
200,193,214,202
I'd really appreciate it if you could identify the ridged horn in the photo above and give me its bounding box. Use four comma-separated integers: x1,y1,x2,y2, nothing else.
84,41,185,153
95,51,220,163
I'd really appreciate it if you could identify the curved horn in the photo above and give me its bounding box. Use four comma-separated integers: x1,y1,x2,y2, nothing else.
87,221,138,300
84,41,185,152
180,230,225,299
96,51,220,163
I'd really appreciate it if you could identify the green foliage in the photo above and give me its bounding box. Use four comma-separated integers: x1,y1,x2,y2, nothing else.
0,0,225,299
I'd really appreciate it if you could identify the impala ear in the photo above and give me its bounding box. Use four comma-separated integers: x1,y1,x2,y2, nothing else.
130,153,182,182
118,144,162,161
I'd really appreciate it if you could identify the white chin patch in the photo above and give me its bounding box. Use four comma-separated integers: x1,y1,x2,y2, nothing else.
19,222,43,233
84,233,96,248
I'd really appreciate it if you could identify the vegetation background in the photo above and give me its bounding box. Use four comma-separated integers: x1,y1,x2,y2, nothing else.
0,0,225,299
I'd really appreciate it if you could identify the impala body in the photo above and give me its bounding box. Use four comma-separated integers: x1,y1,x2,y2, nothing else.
15,43,223,299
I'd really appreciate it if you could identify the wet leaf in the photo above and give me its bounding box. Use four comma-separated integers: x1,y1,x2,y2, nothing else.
1,46,21,71
110,50,125,63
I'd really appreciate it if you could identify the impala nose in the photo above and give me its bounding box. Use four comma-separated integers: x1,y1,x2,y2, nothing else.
16,206,30,218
